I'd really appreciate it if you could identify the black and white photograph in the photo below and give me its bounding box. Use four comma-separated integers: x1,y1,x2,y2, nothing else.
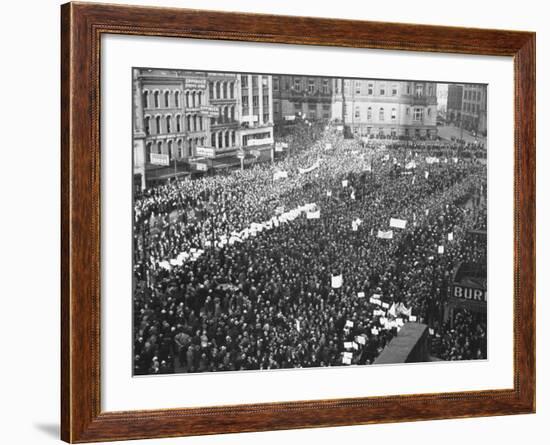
132,68,488,376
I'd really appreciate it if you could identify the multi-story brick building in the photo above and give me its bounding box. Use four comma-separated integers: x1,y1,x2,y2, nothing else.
272,75,333,124
461,84,487,136
331,79,438,139
446,84,464,124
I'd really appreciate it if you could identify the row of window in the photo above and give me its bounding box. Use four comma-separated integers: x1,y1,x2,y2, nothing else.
145,137,206,160
464,89,483,102
352,126,433,137
276,77,331,95
347,106,431,121
211,130,237,149
142,89,204,109
463,101,481,114
241,75,269,89
211,105,236,125
337,81,434,97
144,114,204,135
208,81,236,101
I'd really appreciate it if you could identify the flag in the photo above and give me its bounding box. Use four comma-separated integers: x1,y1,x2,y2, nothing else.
405,160,416,170
350,190,355,200
438,245,445,254
296,319,300,332
448,232,454,241
331,274,343,288
425,156,439,164
306,210,320,219
342,179,349,187
345,320,354,328
357,291,365,298
424,171,429,179
409,315,417,322
377,230,394,239
389,218,407,229
388,303,397,318
325,143,333,150
326,190,332,197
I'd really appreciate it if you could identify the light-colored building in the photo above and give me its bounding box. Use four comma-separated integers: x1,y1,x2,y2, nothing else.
237,74,274,155
133,68,212,189
331,79,438,139
207,73,240,153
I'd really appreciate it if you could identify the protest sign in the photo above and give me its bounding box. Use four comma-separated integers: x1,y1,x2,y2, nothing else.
331,274,343,288
390,218,407,229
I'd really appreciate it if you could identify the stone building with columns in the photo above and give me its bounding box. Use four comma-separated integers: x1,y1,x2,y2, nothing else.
331,78,438,139
133,68,211,189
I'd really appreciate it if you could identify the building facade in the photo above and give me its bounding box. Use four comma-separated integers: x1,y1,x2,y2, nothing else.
446,84,464,124
461,84,487,136
133,68,212,189
238,74,274,154
272,75,333,123
207,73,240,153
331,79,438,139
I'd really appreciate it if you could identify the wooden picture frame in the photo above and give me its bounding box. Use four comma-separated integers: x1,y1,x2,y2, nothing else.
61,2,535,442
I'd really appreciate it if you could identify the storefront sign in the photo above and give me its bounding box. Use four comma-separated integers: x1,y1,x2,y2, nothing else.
195,146,216,158
150,153,169,166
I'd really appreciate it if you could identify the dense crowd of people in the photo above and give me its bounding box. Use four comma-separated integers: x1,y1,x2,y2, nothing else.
133,122,487,375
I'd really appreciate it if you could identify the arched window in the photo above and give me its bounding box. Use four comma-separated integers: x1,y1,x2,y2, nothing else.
144,116,151,135
218,132,223,148
191,92,196,108
186,115,191,131
215,82,221,99
153,91,160,108
166,116,172,133
188,139,193,157
231,131,236,146
176,115,181,132
211,132,216,147
379,107,385,121
156,141,162,154
367,107,372,121
177,139,183,158
142,91,149,108
200,137,205,145
155,116,161,133
223,106,229,123
229,82,234,99
222,82,227,99
146,142,152,160
167,140,173,159
185,91,190,107
230,106,235,122
197,91,202,106
209,82,214,99
164,91,170,108
193,115,197,131
198,116,203,131
174,91,180,108
224,131,229,147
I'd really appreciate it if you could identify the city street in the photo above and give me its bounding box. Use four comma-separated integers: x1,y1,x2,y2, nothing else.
438,124,487,146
